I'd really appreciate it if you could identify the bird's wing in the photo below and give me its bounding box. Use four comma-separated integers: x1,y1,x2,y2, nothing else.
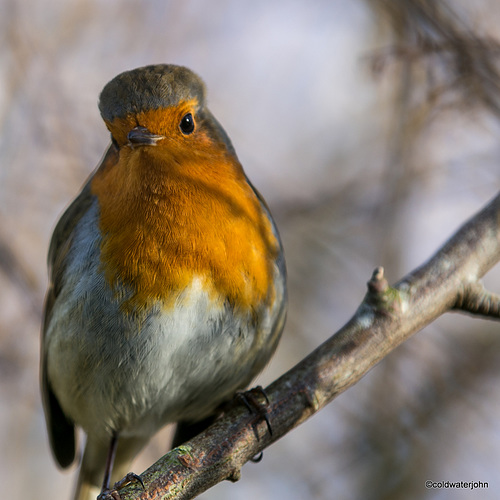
40,145,116,468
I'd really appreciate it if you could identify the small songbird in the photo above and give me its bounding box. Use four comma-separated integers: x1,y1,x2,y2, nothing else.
41,64,287,500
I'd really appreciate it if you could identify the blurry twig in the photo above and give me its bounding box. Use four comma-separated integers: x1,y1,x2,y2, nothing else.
0,236,40,319
367,0,500,117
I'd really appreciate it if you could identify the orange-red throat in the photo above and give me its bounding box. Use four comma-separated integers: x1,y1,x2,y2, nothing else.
91,105,279,313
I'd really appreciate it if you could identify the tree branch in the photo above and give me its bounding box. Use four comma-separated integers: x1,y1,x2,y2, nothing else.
453,282,500,318
103,192,500,500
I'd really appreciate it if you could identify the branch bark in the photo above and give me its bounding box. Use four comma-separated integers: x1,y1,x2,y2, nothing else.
102,192,500,500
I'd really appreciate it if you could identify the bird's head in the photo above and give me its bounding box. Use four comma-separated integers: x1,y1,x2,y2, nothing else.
98,64,236,166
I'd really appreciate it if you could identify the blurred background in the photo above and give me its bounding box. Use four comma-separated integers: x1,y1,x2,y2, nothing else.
1,1,499,499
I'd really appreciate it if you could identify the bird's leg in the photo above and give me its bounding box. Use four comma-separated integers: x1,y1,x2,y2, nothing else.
101,432,119,492
97,433,145,500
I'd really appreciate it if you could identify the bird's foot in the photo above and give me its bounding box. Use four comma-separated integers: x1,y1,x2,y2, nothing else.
236,385,273,437
97,473,145,500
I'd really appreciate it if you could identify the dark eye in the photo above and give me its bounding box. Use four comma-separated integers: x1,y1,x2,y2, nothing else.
179,113,195,135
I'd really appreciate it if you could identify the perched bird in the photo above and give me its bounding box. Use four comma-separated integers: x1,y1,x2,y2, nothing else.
41,64,287,500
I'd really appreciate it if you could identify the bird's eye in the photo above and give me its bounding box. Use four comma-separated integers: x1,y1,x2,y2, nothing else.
179,113,195,135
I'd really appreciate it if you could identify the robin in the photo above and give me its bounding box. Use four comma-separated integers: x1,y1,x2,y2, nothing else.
41,64,287,500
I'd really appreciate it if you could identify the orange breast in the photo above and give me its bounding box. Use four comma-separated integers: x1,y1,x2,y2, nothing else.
90,132,279,314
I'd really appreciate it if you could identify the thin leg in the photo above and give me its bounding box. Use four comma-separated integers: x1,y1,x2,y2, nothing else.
101,432,119,492
96,434,145,500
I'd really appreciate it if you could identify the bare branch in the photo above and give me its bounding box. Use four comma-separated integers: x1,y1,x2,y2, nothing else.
454,282,500,319
99,193,500,500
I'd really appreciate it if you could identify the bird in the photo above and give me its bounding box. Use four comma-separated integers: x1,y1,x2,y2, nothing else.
40,64,287,500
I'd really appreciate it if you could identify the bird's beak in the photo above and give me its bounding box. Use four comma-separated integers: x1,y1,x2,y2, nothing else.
127,126,164,148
